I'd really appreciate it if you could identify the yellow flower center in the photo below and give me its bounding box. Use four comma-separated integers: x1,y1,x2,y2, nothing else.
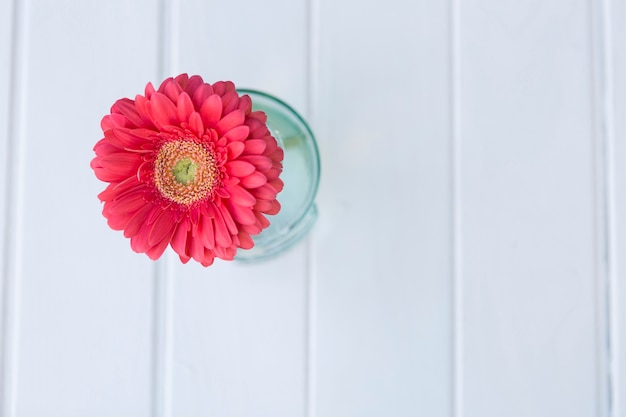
154,140,219,205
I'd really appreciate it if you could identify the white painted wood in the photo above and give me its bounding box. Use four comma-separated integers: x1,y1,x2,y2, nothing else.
1,0,19,415
170,1,310,416
313,1,453,415
460,1,602,416
13,1,158,415
0,0,621,416
611,0,626,414
0,0,12,284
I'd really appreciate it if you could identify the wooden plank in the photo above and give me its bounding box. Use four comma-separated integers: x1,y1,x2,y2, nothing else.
460,1,601,416
0,0,11,278
313,0,453,415
611,0,626,414
14,1,158,415
170,0,310,416
1,0,16,415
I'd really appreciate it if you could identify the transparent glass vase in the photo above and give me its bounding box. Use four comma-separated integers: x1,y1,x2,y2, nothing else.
235,90,320,262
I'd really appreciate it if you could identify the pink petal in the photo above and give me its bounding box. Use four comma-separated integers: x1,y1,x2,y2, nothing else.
189,234,205,262
213,209,233,248
239,155,272,171
184,75,205,96
219,204,238,235
255,210,271,229
201,249,216,267
240,223,262,235
177,92,194,123
189,112,204,136
111,98,146,128
124,204,155,238
215,110,244,135
251,183,278,200
226,160,255,177
171,218,190,257
134,95,156,129
224,126,250,142
242,139,267,155
199,215,215,249
265,199,281,215
226,185,257,207
144,82,156,98
174,73,189,88
159,78,183,102
238,95,252,113
146,236,171,260
200,94,223,127
130,221,152,253
221,91,239,114
248,111,267,123
237,231,254,249
240,172,267,188
148,210,176,246
213,81,235,95
226,141,245,159
226,200,256,225
269,178,284,193
192,84,214,109
148,92,178,126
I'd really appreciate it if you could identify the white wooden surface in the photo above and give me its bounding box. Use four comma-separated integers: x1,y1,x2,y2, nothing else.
1,0,624,416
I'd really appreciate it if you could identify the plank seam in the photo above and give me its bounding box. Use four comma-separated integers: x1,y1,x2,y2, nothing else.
0,0,28,415
305,0,319,415
596,0,619,414
450,0,463,416
152,0,179,415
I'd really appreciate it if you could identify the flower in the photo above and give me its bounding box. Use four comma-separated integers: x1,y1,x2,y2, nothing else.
91,74,284,266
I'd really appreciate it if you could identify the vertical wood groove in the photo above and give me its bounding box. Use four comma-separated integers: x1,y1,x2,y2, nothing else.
594,0,619,414
450,0,463,416
588,0,615,414
152,0,178,415
1,0,27,415
305,0,319,415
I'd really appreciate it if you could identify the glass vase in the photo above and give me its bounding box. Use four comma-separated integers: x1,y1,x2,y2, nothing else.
235,90,320,262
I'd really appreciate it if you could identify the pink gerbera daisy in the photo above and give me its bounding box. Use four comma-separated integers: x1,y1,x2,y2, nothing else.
91,74,284,266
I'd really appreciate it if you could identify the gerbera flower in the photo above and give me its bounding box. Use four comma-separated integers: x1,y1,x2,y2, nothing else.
91,74,284,266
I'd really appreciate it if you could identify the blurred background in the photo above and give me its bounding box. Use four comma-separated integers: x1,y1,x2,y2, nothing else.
1,0,625,416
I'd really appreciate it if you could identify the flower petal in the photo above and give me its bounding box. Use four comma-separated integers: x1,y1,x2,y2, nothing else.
239,155,272,171
192,83,214,109
200,94,223,127
213,209,233,248
224,125,250,142
148,92,178,126
240,172,267,188
221,91,240,114
123,204,155,238
226,141,245,159
226,200,256,225
226,184,257,207
177,92,194,123
243,139,267,155
226,160,255,177
171,218,190,257
189,112,204,136
148,209,176,246
159,78,183,102
219,204,238,235
199,215,215,249
215,110,244,135
250,183,278,201
111,98,146,128
237,231,254,249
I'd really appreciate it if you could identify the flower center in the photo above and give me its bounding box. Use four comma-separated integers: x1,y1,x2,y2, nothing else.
154,140,219,205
